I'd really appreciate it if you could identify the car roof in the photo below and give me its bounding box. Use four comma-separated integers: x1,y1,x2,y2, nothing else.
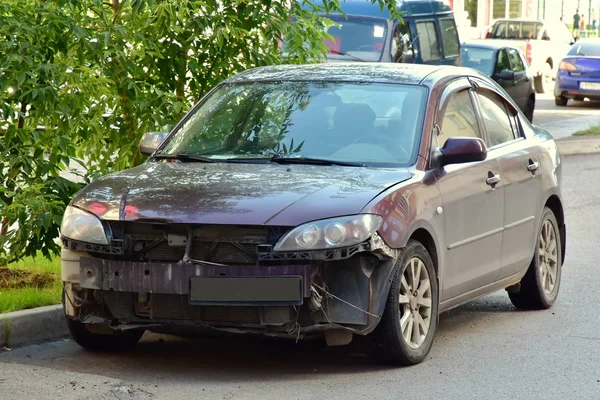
301,0,453,18
226,63,440,85
225,63,482,87
461,40,518,50
492,18,543,23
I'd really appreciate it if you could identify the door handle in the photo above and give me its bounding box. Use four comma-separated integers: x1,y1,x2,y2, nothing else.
486,173,501,186
528,160,539,172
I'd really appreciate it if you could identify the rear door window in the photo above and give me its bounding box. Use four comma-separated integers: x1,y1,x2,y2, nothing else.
475,91,517,147
416,21,441,62
521,22,536,39
439,18,460,58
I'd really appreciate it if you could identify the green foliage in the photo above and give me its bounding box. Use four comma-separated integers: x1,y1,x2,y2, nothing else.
0,0,401,264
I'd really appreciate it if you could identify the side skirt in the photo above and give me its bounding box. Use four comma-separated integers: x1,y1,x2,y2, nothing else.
439,270,527,313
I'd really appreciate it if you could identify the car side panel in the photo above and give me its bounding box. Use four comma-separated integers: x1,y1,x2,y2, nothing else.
493,140,542,278
434,158,505,301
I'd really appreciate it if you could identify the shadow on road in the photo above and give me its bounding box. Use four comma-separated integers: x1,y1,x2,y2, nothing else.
0,294,529,381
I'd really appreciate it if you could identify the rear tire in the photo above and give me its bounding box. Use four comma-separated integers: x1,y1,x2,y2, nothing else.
368,240,438,366
508,207,562,310
534,63,553,94
63,289,144,351
524,96,535,122
554,96,568,106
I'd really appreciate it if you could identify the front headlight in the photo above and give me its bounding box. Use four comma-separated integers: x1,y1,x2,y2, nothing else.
274,214,383,252
60,206,109,245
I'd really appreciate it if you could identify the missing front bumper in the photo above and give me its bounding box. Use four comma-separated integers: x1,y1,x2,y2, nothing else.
72,254,397,337
79,257,311,306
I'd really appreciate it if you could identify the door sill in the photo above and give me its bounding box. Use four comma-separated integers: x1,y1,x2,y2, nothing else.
439,270,527,313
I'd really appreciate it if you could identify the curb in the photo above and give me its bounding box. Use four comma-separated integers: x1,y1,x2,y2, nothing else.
556,138,600,156
0,305,68,348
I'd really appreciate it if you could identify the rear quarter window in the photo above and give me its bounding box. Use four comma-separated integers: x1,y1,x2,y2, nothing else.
439,18,460,57
416,21,441,62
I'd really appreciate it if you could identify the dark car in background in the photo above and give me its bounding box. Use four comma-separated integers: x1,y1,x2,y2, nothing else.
461,40,536,122
60,63,565,366
484,18,574,93
554,38,600,106
286,0,461,65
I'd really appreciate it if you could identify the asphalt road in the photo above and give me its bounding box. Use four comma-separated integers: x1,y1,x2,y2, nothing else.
2,154,600,399
534,91,600,126
532,89,600,140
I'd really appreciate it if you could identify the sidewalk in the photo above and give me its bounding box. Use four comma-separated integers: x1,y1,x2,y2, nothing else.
538,114,600,141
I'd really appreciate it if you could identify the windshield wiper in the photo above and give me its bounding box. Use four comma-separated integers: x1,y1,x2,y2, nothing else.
328,49,367,62
269,155,366,167
152,152,216,163
228,156,365,166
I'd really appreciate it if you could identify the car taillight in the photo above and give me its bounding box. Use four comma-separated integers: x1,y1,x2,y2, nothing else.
558,61,577,71
525,43,532,64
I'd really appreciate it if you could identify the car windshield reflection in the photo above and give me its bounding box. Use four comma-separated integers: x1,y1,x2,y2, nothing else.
157,81,427,167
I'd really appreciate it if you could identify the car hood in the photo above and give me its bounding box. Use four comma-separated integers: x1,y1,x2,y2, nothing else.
72,161,413,226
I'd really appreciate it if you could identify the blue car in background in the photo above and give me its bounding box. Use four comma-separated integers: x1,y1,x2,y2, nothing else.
554,38,600,106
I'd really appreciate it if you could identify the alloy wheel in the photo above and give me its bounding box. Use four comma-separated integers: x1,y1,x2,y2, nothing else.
399,257,432,349
539,219,559,296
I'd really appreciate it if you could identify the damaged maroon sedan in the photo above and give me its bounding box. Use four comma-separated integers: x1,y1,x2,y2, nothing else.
60,63,565,365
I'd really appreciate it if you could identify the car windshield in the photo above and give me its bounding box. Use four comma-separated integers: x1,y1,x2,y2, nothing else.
568,41,600,57
322,16,388,62
157,81,427,167
282,16,388,62
460,46,496,76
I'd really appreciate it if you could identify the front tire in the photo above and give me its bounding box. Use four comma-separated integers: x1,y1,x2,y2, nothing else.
62,289,144,351
368,240,439,365
66,318,145,352
508,207,562,310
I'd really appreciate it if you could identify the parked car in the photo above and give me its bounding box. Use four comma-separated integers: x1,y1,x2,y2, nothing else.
554,38,600,106
485,18,575,93
284,0,461,65
460,40,536,122
60,63,566,366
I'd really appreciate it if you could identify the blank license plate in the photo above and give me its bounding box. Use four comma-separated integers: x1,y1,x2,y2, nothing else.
189,277,302,305
580,82,600,91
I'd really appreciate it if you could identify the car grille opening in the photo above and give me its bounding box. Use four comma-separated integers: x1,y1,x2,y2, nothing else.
144,240,257,264
141,294,261,324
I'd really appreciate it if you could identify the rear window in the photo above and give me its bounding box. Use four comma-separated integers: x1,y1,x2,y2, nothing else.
460,46,496,75
568,41,600,57
416,21,441,61
439,18,460,57
490,21,541,40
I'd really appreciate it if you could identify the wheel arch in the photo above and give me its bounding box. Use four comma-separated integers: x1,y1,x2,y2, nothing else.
409,228,439,277
545,194,566,264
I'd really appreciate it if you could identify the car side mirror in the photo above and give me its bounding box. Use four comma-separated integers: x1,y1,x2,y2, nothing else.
139,131,169,156
495,69,515,80
436,137,487,166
